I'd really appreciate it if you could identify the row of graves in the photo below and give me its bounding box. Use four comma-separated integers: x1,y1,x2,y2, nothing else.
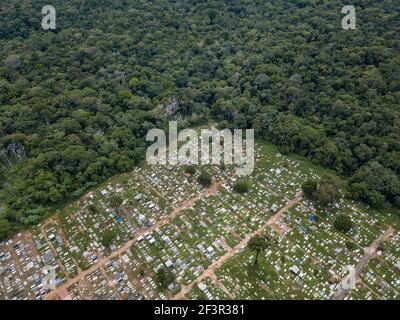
61,252,168,300
193,195,252,248
57,210,99,271
212,238,306,300
0,235,36,299
103,257,153,300
346,281,380,300
360,263,399,299
130,214,227,291
84,184,138,253
380,233,400,272
209,207,356,300
252,147,313,200
136,142,251,204
43,224,79,278
301,200,399,300
1,141,398,300
358,233,400,300
279,204,363,299
168,209,227,284
376,232,400,293
119,246,168,300
193,195,398,300
212,216,337,300
362,257,399,298
216,178,283,233
188,277,231,300
31,228,65,284
0,232,61,300
139,164,207,207
312,198,390,248
123,170,171,231
48,172,170,277
350,221,399,300
68,268,118,300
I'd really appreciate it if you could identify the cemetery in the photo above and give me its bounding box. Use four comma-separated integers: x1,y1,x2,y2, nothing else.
0,142,398,300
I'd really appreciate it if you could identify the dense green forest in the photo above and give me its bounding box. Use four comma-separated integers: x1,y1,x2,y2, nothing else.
0,0,399,238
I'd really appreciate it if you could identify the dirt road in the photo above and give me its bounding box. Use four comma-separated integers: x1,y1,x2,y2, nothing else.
331,226,395,300
46,180,221,298
174,193,303,300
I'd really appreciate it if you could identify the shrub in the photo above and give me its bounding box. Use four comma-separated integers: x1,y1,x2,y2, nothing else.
334,214,353,233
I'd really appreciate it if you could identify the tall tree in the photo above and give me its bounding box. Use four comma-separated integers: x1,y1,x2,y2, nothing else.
248,235,269,266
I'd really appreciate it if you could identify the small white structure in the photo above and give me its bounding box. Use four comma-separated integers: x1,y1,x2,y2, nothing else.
289,265,300,275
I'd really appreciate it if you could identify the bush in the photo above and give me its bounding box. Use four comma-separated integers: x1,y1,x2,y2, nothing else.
377,241,386,252
334,214,353,233
197,172,212,187
302,180,318,198
184,165,196,175
0,219,12,240
233,180,249,193
345,240,357,251
87,204,97,214
101,230,116,246
156,267,175,290
302,176,342,206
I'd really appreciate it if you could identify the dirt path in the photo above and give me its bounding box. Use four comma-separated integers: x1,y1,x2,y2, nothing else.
331,226,396,300
209,273,234,299
54,223,83,273
6,235,36,299
44,180,221,298
40,223,71,281
40,215,59,229
100,266,123,300
173,193,303,300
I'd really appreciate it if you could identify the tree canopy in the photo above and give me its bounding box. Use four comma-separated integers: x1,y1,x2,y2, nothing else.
233,180,249,194
156,266,175,290
334,214,353,233
184,165,196,175
197,172,212,188
0,0,399,237
248,235,269,266
101,229,117,247
302,176,342,206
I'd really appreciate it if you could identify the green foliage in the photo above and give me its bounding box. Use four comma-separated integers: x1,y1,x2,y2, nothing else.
101,229,116,247
233,180,249,194
197,172,212,187
302,180,318,198
304,176,342,206
0,0,399,234
345,241,357,251
377,241,386,252
109,195,123,210
350,162,400,208
248,235,269,266
0,218,12,240
334,214,353,233
184,165,196,175
87,204,97,214
156,267,175,290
